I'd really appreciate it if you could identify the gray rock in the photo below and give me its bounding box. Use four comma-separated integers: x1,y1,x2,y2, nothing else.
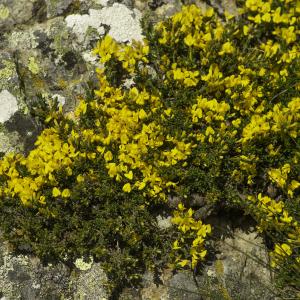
0,52,23,101
0,129,23,154
0,90,18,123
202,229,274,300
120,224,279,300
0,1,35,33
0,235,73,300
72,262,109,300
45,0,74,18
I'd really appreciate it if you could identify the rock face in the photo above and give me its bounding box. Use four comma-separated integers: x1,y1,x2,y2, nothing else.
0,223,277,300
0,0,281,299
0,236,72,299
120,214,277,300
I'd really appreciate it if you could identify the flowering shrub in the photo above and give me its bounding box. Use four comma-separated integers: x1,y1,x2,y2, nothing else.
0,0,299,294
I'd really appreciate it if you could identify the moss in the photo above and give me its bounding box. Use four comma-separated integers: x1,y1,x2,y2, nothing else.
0,5,9,20
28,57,40,75
0,60,15,81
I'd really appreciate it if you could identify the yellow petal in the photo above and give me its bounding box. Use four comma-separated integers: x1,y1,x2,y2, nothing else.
122,183,131,193
52,187,61,197
124,171,133,180
62,189,71,198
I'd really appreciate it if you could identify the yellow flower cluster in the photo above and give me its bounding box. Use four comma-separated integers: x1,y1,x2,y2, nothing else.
92,36,149,73
74,71,184,200
245,0,298,26
248,193,300,269
89,1,299,274
240,97,300,143
167,63,200,87
171,203,211,269
0,129,77,206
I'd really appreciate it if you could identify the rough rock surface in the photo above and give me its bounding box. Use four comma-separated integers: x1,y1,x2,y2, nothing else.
0,0,282,299
120,214,277,300
0,235,73,299
72,262,108,299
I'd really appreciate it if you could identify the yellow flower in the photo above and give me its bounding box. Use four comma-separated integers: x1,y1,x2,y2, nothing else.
274,243,292,257
232,119,241,128
288,180,300,197
92,35,119,63
124,170,133,180
178,203,185,211
136,181,146,190
178,259,190,267
122,183,131,193
262,13,271,22
205,126,215,136
76,175,85,183
104,151,113,162
39,195,46,205
97,146,105,154
280,211,292,223
199,249,207,259
205,7,214,17
289,180,300,191
138,109,147,120
243,25,250,35
52,187,61,197
172,240,181,250
62,189,71,198
184,34,195,47
219,41,234,55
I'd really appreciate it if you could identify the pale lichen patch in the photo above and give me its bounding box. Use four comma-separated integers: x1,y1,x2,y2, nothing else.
74,256,94,271
89,4,143,43
65,4,143,45
0,90,18,123
65,13,105,43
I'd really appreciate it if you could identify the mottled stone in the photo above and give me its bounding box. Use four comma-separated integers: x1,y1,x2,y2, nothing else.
4,112,41,153
0,1,37,33
0,130,23,154
168,271,203,300
32,0,48,23
0,53,21,98
45,0,74,18
120,219,278,300
155,3,182,19
0,236,73,299
65,12,105,43
140,270,172,300
204,229,273,299
73,262,109,300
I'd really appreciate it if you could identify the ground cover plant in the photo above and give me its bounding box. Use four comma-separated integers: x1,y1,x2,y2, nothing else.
0,0,299,297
